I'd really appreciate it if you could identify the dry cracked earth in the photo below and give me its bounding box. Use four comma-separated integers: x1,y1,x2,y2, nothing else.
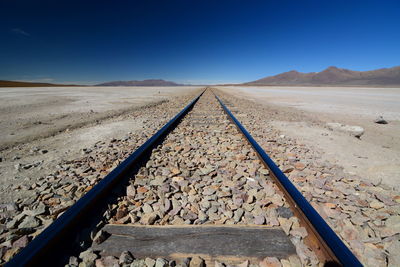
0,88,399,267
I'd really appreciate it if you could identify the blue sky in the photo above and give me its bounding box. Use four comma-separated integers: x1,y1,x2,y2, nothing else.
0,0,399,84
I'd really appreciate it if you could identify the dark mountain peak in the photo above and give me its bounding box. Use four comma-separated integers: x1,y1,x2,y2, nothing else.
244,66,400,86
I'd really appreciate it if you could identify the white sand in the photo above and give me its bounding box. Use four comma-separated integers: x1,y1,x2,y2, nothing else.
217,86,400,189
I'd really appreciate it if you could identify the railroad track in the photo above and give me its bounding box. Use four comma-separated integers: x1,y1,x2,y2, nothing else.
6,89,361,266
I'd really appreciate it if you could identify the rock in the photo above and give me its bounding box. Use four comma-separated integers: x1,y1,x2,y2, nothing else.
180,258,191,267
290,227,308,238
155,258,168,267
214,261,225,267
142,203,154,214
287,255,302,267
282,166,294,173
370,199,384,209
374,116,388,124
233,208,244,222
6,214,24,229
29,202,47,216
145,258,156,267
387,240,400,267
131,259,147,267
12,235,29,248
141,212,158,225
294,162,306,171
326,122,364,138
259,257,282,267
385,215,400,234
1,202,18,211
18,216,40,229
137,186,148,194
95,256,119,267
69,256,79,266
271,195,284,206
116,207,128,220
93,230,108,244
254,215,265,225
119,250,134,265
276,207,293,219
127,185,136,199
3,247,21,262
79,249,98,267
189,256,205,267
342,125,365,138
341,225,358,241
278,217,292,235
280,259,290,267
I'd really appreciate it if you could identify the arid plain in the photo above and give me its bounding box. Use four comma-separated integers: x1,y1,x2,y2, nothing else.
217,86,400,189
1,85,400,265
1,85,399,201
0,86,201,201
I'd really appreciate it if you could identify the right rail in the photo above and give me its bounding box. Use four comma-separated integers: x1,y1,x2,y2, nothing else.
214,91,362,267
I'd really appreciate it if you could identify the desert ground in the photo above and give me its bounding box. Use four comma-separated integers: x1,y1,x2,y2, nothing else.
1,85,400,265
1,85,399,202
217,86,400,189
0,86,200,201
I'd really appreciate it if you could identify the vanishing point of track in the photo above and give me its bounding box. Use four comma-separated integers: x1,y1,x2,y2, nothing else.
6,89,361,266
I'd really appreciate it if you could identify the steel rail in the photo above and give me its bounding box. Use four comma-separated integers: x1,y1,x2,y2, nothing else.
214,93,362,267
6,90,205,267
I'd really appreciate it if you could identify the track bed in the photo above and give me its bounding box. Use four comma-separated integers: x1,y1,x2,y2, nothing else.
87,91,318,266
6,89,360,267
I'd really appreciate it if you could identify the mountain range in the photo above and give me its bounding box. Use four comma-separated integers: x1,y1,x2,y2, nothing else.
244,66,400,86
96,79,182,86
0,80,78,87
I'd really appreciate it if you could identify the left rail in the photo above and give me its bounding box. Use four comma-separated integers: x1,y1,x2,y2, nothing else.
6,90,205,267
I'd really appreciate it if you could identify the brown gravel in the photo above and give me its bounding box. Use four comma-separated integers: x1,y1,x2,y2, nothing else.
86,90,317,266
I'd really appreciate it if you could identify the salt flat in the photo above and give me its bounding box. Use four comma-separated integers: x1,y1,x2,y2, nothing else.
0,86,199,201
218,86,400,189
0,86,198,149
220,86,400,119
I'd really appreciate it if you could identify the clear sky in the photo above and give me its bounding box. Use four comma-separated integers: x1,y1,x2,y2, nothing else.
0,0,399,85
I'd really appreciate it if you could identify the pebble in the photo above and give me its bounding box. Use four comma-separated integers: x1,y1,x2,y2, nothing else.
155,258,168,267
259,257,281,267
374,116,388,124
12,235,29,248
131,259,146,267
370,199,384,209
145,258,156,267
189,256,205,267
79,249,98,266
18,216,40,229
93,230,108,244
95,256,119,267
119,250,134,265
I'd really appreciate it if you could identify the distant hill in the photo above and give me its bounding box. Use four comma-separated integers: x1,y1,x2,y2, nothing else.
244,66,400,86
0,80,78,87
96,79,183,86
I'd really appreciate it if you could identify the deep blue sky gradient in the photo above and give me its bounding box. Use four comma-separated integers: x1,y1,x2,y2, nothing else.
0,0,399,84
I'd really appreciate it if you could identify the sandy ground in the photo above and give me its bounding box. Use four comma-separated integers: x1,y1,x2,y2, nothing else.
217,86,400,190
0,86,200,201
0,86,199,150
